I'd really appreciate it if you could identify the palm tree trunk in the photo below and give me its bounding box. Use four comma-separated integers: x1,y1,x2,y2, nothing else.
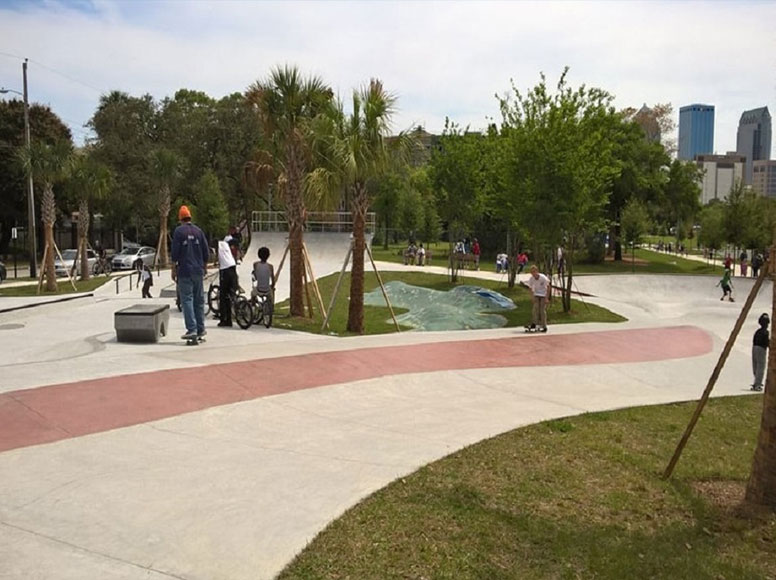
745,258,776,508
78,197,90,280
41,184,57,292
285,140,307,317
158,188,171,267
347,185,368,334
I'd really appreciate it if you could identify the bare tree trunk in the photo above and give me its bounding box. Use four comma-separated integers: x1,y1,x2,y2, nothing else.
158,188,171,267
78,198,90,280
41,184,57,292
746,253,776,508
347,185,367,334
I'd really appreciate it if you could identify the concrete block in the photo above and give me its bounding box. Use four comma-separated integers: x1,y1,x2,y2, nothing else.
114,304,170,343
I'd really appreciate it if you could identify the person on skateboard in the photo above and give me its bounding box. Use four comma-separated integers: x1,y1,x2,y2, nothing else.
526,265,551,332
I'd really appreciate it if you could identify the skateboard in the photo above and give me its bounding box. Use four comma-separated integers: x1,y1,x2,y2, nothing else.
184,335,206,346
524,325,547,333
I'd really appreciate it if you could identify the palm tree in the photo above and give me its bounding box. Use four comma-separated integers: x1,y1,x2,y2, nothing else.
150,148,183,267
68,153,112,280
245,65,333,317
310,79,412,333
19,140,73,291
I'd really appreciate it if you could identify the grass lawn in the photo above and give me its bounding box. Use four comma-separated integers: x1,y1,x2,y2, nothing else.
272,270,624,336
371,243,718,276
575,248,719,275
280,395,776,579
0,276,109,296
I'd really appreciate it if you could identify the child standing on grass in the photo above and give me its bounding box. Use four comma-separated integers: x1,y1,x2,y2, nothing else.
717,268,734,302
752,313,769,392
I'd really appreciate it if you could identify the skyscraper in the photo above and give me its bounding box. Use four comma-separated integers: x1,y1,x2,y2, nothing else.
678,104,714,160
736,107,772,184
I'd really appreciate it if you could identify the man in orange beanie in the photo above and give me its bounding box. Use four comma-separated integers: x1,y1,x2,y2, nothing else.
171,205,209,341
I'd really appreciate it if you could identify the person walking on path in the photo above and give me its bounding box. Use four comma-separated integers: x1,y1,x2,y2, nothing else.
526,265,551,332
472,238,481,270
171,205,209,340
216,236,238,327
752,313,769,391
140,265,153,298
740,251,748,277
717,268,734,302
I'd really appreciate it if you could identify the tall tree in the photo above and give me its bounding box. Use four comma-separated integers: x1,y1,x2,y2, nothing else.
620,198,651,272
194,169,229,242
309,79,410,333
88,91,157,241
661,159,702,244
18,140,73,291
66,152,112,279
498,69,622,311
150,148,184,266
0,99,71,256
245,66,333,317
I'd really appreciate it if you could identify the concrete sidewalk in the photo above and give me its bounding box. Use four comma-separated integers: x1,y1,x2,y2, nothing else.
0,267,769,580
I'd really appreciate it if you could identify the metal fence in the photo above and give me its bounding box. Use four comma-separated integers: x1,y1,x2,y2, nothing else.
251,211,375,234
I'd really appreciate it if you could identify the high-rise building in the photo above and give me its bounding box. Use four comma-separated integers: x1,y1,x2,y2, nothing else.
695,153,745,204
678,104,714,160
736,107,771,184
753,160,776,198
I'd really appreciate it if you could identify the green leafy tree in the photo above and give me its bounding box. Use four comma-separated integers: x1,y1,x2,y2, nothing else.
245,66,333,317
697,202,725,255
194,170,229,243
620,198,650,272
18,140,73,291
373,170,405,248
661,159,702,244
0,99,71,256
428,121,487,281
66,152,112,279
497,69,622,311
88,91,158,242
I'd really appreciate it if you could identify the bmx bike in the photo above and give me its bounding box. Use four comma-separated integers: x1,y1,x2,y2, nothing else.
207,283,253,329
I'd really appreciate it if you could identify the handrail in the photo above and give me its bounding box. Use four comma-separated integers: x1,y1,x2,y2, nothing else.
251,211,376,234
114,271,136,295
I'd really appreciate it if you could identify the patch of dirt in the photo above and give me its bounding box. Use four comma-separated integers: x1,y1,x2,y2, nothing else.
692,480,746,512
605,255,649,265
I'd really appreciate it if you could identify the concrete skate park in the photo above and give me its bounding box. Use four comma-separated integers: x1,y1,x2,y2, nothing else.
0,229,768,579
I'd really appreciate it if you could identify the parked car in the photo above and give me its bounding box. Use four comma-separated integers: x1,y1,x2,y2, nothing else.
0,259,6,283
54,249,98,278
111,246,156,271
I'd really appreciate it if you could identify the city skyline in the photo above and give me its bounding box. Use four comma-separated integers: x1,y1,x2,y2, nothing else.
1,0,774,155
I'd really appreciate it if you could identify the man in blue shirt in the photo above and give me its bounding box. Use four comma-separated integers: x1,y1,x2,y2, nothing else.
171,205,210,340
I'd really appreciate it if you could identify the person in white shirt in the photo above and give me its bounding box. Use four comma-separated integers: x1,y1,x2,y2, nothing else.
217,236,238,327
526,265,551,332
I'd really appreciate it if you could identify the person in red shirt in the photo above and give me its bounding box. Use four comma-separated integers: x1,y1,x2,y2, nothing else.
472,238,481,270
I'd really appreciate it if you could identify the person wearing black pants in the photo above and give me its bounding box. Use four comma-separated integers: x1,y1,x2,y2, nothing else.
217,238,237,327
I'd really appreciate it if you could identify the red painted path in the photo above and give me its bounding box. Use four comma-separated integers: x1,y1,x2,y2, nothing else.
0,326,712,453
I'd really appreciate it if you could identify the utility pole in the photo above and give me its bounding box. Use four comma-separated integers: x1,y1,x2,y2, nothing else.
23,58,37,279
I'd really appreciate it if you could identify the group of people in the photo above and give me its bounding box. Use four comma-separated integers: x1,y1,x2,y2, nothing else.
403,242,427,266
453,238,481,270
723,251,765,279
171,205,274,339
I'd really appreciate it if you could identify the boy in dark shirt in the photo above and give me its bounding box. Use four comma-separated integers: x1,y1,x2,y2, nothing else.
752,313,769,392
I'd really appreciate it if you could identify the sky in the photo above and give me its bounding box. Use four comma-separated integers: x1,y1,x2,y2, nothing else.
0,0,774,155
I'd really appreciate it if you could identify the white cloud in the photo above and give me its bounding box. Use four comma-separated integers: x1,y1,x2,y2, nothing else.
1,0,774,154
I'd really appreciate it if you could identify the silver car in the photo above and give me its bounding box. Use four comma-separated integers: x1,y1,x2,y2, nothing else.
111,246,156,270
54,249,98,277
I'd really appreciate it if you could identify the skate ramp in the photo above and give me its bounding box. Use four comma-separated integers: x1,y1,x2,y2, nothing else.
574,274,772,351
239,232,372,303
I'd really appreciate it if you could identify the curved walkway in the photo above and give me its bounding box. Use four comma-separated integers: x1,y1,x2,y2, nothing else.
0,269,767,580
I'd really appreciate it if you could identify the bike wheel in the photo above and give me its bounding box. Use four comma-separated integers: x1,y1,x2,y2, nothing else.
208,284,220,317
234,296,253,329
262,297,273,328
252,298,263,325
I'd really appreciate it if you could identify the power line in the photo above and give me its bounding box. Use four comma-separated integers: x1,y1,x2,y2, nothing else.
27,58,104,95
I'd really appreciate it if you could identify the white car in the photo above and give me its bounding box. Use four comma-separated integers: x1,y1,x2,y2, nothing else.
54,249,98,277
111,246,156,270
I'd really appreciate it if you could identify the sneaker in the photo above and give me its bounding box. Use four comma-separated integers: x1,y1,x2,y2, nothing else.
217,322,232,327
181,332,197,340
197,329,208,338
754,385,763,392
539,326,548,333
